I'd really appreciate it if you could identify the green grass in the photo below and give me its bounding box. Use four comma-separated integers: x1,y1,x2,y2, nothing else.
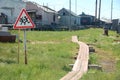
0,28,120,80
81,70,116,80
0,30,78,80
79,29,120,80
89,53,98,64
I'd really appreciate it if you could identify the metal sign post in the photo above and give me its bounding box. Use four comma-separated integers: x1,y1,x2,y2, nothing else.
14,8,35,64
18,29,20,64
24,29,27,64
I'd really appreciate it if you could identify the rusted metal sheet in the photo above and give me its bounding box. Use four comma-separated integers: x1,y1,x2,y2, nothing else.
0,35,16,42
0,31,16,42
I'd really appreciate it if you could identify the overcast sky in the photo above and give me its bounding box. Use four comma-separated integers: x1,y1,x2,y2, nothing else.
27,0,120,19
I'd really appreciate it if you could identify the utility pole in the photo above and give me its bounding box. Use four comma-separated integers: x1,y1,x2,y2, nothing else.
75,0,77,14
69,0,71,31
110,0,113,29
95,0,98,23
111,0,113,22
98,0,101,27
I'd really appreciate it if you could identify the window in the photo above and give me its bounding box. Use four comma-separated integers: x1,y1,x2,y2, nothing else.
36,15,42,20
53,14,55,22
63,12,66,16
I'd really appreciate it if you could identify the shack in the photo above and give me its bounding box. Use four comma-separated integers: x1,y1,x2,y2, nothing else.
112,19,120,33
0,0,26,24
79,12,95,25
58,8,80,28
26,1,59,30
0,13,8,24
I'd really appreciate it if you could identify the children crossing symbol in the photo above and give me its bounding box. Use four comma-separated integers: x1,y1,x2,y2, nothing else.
20,16,30,25
14,8,35,29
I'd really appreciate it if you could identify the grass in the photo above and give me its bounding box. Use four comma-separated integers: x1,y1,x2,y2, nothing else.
0,30,78,80
81,70,116,80
79,29,120,80
89,53,98,64
0,28,120,80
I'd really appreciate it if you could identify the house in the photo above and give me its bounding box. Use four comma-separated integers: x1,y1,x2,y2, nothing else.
112,19,120,33
58,8,80,27
79,12,95,25
0,0,26,24
26,1,59,29
0,13,8,24
100,18,112,27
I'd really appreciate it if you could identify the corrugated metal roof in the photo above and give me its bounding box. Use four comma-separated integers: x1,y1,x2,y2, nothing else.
59,8,78,17
101,17,112,23
26,1,57,13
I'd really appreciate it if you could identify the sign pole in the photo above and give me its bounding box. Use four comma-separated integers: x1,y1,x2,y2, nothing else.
24,29,27,64
14,8,35,65
18,29,20,64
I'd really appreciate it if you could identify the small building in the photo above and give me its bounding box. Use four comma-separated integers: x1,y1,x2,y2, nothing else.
58,8,80,27
79,12,95,25
26,1,59,29
0,13,8,24
0,0,26,24
112,19,120,33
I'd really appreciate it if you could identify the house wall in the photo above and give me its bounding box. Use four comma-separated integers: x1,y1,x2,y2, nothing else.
0,0,26,23
58,8,80,26
112,19,119,30
59,16,80,26
40,9,59,25
117,25,120,33
79,16,95,25
26,2,59,26
42,12,58,25
112,19,120,32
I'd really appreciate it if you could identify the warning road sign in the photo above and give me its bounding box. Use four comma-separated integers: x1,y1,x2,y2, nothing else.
14,8,35,29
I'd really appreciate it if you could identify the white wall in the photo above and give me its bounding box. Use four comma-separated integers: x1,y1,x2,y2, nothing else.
0,0,26,23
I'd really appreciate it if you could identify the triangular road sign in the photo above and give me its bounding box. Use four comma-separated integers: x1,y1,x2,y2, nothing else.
14,8,35,29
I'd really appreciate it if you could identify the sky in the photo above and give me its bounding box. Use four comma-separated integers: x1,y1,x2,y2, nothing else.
27,0,120,19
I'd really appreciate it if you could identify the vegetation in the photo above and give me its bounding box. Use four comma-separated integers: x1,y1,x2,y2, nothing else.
0,28,120,80
0,30,78,80
79,28,120,80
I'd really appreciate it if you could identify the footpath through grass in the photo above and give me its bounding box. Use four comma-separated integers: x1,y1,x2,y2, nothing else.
79,28,120,80
0,28,120,80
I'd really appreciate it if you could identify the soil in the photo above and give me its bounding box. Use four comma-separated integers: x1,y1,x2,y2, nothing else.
95,47,116,72
29,41,60,44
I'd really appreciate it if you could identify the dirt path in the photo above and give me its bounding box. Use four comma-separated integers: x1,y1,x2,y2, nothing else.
95,47,116,72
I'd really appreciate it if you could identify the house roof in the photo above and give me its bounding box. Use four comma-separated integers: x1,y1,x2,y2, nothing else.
79,12,94,17
58,8,78,17
26,1,57,14
43,6,56,12
101,17,112,23
26,9,37,13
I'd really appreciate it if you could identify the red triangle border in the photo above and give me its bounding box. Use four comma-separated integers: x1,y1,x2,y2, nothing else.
13,8,35,29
